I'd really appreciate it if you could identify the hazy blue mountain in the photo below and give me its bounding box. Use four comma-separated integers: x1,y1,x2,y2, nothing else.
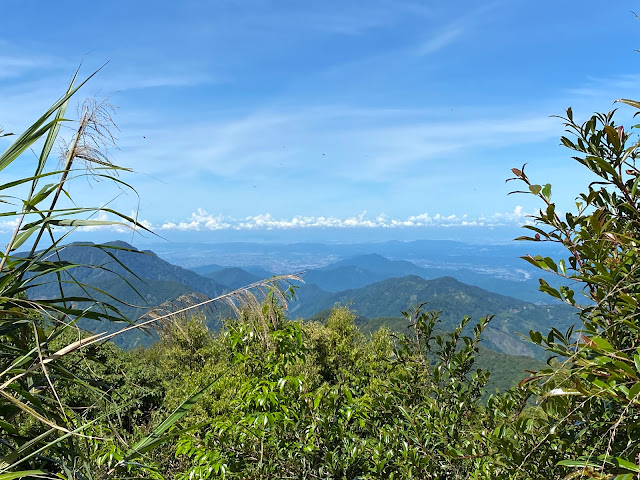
151,239,572,304
290,275,577,358
300,252,565,304
303,266,383,292
151,238,565,273
321,253,425,276
241,266,275,278
190,263,226,275
203,267,262,290
301,254,426,292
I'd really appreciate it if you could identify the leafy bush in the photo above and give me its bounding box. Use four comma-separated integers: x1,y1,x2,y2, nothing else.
508,102,640,478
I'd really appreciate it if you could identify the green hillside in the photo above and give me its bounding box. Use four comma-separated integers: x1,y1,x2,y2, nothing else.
304,308,545,398
305,253,567,303
292,275,578,357
26,241,230,348
30,241,227,296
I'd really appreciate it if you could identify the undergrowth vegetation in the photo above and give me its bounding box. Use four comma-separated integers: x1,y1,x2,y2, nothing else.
2,70,640,479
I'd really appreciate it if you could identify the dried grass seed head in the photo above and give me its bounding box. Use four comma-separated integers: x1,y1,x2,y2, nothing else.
59,97,120,176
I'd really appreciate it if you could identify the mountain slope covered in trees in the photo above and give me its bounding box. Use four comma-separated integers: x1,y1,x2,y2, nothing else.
291,275,577,357
26,241,229,347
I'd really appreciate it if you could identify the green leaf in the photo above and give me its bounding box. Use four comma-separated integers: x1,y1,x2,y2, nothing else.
591,336,615,352
11,226,39,251
521,255,542,269
25,183,57,207
558,259,566,276
529,184,542,195
560,136,576,149
603,125,621,150
616,98,640,109
612,457,640,473
557,459,601,468
591,155,618,177
529,330,542,344
0,471,47,480
631,175,640,196
628,383,640,401
543,257,558,272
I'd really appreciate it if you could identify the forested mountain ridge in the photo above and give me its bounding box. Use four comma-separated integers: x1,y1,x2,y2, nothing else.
304,252,564,303
36,241,227,295
26,241,230,347
291,274,577,357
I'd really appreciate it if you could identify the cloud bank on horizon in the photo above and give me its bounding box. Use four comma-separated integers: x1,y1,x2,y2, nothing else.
0,206,531,235
155,206,531,232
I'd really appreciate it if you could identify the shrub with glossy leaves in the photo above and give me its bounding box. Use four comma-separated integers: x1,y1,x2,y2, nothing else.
508,102,640,479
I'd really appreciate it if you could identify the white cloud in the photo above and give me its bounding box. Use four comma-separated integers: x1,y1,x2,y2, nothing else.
0,217,22,234
24,206,532,235
151,206,534,232
159,208,231,231
102,71,220,91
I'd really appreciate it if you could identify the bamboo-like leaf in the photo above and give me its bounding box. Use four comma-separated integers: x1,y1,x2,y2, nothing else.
34,68,78,183
0,68,102,171
0,389,68,433
48,219,125,227
0,470,48,480
0,428,56,470
616,98,640,109
11,227,39,251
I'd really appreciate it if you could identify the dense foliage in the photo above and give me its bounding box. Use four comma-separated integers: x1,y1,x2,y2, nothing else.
507,103,640,479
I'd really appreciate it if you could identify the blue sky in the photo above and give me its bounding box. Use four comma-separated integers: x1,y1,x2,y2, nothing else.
2,1,640,242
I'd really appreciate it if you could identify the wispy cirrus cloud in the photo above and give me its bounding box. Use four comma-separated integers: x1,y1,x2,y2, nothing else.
225,0,433,36
564,73,640,112
416,27,463,56
0,54,67,80
113,105,560,185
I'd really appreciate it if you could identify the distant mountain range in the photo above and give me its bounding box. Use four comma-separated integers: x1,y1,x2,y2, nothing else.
190,252,579,358
195,251,568,304
153,238,568,302
25,241,578,358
